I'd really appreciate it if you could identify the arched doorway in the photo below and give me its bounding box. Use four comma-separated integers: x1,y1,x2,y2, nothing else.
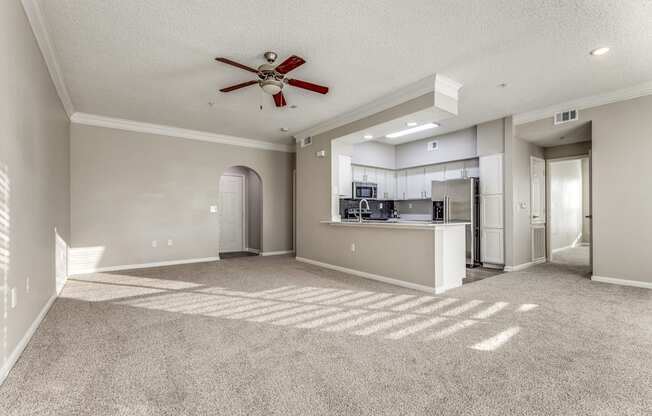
218,166,263,258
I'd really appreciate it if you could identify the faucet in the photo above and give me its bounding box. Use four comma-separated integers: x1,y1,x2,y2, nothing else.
358,198,370,223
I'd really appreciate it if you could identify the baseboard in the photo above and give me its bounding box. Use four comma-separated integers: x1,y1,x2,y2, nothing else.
0,293,56,385
261,250,294,257
245,247,260,254
69,256,221,275
591,275,652,290
482,263,505,270
504,258,546,272
295,257,437,294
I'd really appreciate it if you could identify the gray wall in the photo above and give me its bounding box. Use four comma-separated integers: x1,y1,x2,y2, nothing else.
352,141,395,169
395,127,477,169
70,124,293,269
1,1,70,379
544,141,591,160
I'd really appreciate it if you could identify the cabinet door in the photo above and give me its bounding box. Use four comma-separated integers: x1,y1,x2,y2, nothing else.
338,155,352,198
364,167,377,183
479,154,503,195
406,167,426,199
352,165,365,182
481,228,504,264
424,165,445,199
445,161,465,180
376,169,386,199
464,159,480,178
396,170,407,200
386,170,396,200
481,194,504,228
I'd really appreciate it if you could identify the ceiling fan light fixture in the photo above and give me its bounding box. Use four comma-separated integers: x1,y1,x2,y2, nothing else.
260,80,283,95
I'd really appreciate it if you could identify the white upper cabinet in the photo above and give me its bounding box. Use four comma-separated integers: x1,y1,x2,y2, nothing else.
376,169,386,199
444,161,465,180
406,167,426,199
479,153,504,195
396,170,407,200
364,167,377,183
424,165,445,199
352,165,365,182
337,155,352,198
385,170,396,200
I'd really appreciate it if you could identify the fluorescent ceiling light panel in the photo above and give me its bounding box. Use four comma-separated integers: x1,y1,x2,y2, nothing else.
363,134,373,139
406,122,418,127
386,123,439,139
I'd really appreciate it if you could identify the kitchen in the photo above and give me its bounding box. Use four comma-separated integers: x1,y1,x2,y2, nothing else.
312,110,506,295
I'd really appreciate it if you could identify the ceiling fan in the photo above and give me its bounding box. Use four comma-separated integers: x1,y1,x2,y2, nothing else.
215,51,329,107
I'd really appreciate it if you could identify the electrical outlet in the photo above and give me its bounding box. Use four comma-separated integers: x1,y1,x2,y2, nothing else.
350,243,356,252
26,277,30,293
408,203,413,209
379,203,383,209
11,287,16,308
210,205,218,213
167,239,173,246
152,240,158,248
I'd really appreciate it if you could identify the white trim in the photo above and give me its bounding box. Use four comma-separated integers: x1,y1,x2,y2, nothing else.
1,293,56,385
69,256,220,275
261,250,295,257
71,112,295,153
504,258,546,272
21,0,74,117
295,257,437,294
591,275,652,290
513,80,652,125
245,248,260,254
293,75,437,142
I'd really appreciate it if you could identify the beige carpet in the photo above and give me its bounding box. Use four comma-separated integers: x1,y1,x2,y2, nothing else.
1,255,651,415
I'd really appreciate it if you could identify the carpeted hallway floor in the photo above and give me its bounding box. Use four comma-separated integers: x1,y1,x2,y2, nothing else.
1,255,651,415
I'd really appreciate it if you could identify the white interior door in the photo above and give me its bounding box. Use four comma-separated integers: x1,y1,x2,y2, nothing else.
219,175,244,253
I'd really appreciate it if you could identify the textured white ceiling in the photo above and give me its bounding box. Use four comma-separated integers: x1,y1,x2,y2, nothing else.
38,0,652,144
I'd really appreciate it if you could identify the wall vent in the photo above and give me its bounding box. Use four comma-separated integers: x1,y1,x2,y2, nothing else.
554,109,578,125
427,140,439,151
531,225,546,262
301,136,313,148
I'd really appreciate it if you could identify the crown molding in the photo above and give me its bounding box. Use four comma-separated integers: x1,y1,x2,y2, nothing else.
70,112,295,153
293,75,437,142
513,80,652,125
21,0,74,117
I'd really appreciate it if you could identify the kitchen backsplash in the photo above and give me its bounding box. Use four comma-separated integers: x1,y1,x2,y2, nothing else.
339,199,394,219
339,198,433,220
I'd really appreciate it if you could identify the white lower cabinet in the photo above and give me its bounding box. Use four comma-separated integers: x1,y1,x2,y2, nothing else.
481,194,504,228
481,228,504,264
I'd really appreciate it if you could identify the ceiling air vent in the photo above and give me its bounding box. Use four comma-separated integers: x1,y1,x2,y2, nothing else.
554,109,578,125
301,136,313,148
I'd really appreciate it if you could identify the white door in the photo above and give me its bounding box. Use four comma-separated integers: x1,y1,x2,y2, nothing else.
396,170,407,200
219,175,244,252
481,228,504,264
530,156,546,224
55,228,68,294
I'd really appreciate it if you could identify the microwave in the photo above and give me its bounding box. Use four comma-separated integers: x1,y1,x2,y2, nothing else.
352,182,377,200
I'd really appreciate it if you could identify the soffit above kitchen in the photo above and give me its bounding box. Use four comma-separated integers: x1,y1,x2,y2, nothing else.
35,0,652,145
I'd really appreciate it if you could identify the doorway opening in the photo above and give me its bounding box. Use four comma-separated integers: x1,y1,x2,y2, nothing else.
218,166,262,258
547,156,591,273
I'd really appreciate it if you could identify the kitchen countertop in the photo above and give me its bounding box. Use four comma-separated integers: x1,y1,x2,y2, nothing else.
321,219,470,230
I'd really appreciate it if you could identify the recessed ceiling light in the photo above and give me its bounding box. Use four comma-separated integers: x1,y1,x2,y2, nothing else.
590,47,610,56
406,122,418,127
290,104,298,109
280,127,289,132
363,134,374,140
498,83,508,88
386,123,439,139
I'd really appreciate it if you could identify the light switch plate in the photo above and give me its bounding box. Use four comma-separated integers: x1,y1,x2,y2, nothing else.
167,239,173,246
152,240,158,248
210,205,218,213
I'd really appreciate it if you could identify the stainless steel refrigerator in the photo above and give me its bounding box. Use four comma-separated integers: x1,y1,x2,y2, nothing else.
431,178,480,267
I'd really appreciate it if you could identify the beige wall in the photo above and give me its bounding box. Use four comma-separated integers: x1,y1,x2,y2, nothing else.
70,124,293,270
1,1,70,380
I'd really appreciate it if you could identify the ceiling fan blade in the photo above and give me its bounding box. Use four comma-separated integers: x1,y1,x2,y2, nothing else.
273,92,287,107
275,55,306,74
215,57,259,74
219,80,258,92
287,79,329,94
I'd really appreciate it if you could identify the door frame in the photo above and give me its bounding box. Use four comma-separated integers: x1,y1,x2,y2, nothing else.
219,173,246,253
545,154,592,269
